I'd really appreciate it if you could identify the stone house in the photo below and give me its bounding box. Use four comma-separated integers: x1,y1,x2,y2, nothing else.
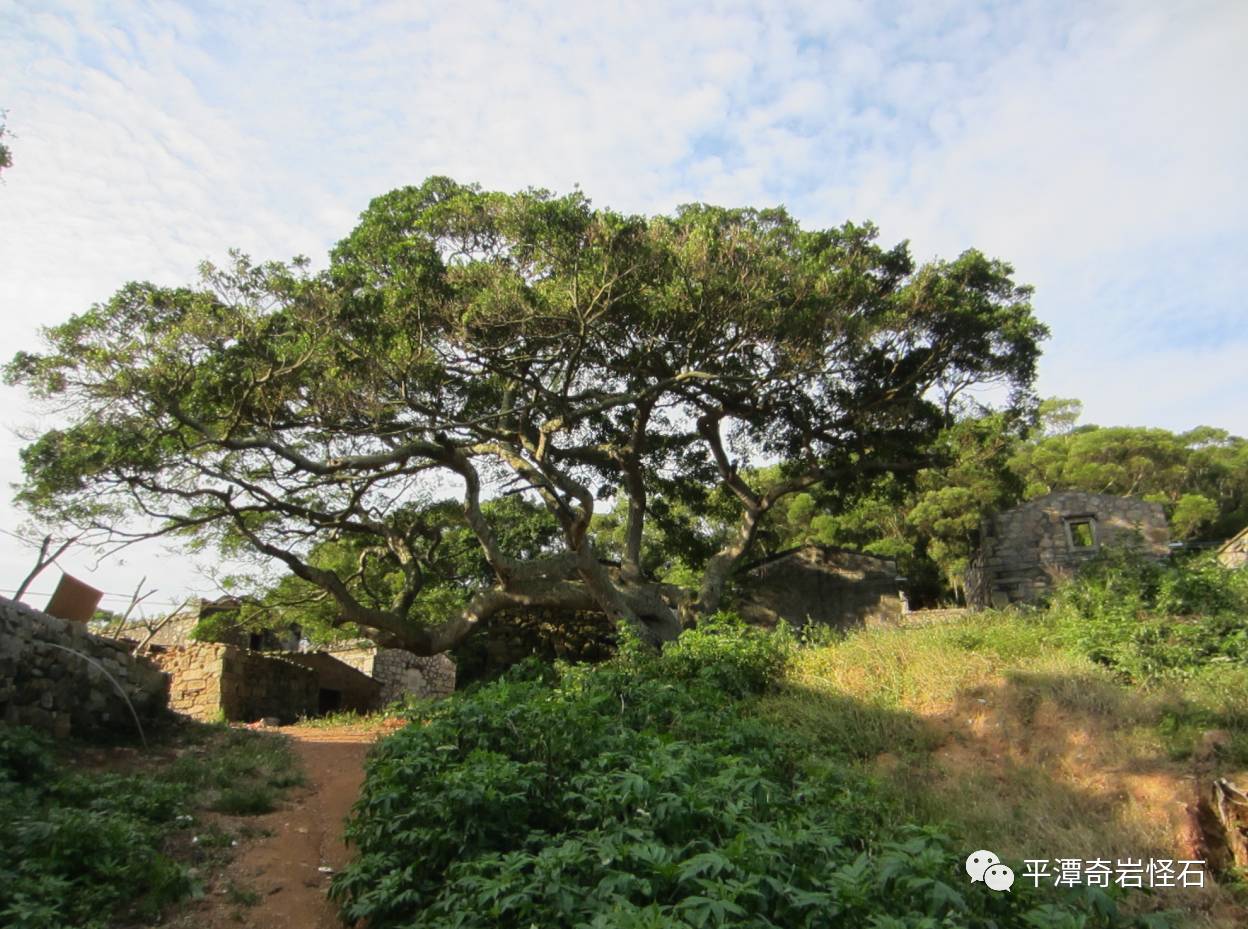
965,491,1170,607
132,600,456,723
323,643,457,706
147,643,321,724
1217,526,1248,570
734,545,904,631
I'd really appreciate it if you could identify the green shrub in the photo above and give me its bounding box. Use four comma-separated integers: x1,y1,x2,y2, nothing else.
653,610,794,696
210,784,278,815
0,726,58,786
331,627,1155,928
1051,549,1248,680
165,727,304,795
0,728,193,929
0,722,303,928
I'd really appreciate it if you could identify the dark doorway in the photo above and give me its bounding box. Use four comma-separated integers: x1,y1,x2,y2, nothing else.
318,688,343,714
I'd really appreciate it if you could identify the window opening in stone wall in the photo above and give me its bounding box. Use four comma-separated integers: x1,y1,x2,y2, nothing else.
1065,516,1097,550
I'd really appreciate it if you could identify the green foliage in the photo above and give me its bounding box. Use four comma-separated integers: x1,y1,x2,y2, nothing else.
909,411,1027,589
0,723,303,929
762,401,1248,606
1166,493,1219,540
1010,422,1248,540
332,627,1148,928
0,727,192,929
0,725,57,785
1148,665,1248,764
201,495,564,648
5,176,1047,655
656,611,794,697
1051,549,1248,679
210,785,278,815
163,727,305,797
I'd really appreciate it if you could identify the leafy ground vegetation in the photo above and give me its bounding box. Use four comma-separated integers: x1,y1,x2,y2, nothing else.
1049,550,1248,683
0,722,303,929
329,608,1239,929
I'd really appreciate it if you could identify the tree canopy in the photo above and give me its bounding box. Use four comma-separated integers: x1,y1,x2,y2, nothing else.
0,109,12,175
5,177,1046,653
768,400,1248,602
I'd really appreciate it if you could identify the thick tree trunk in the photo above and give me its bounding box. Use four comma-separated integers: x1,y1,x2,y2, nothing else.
382,556,682,657
696,505,762,617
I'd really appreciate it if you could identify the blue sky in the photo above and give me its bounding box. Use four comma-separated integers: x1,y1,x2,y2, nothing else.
1,0,1245,611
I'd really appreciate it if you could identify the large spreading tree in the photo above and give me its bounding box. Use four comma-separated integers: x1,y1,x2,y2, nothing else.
5,177,1046,653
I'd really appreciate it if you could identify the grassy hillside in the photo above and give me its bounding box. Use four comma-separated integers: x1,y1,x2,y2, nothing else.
762,608,1248,927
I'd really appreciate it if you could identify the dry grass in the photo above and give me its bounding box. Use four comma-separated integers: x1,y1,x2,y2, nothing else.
759,612,1248,927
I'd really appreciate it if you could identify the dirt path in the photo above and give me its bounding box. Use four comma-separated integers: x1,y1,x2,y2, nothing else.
189,726,380,929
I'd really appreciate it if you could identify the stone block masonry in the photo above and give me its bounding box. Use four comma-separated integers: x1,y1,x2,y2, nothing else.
0,594,169,739
148,642,319,723
966,491,1170,608
281,651,382,713
737,545,904,632
328,644,457,704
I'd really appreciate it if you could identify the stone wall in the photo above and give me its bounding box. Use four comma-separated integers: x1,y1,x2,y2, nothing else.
147,643,319,723
282,652,382,713
966,491,1169,607
0,595,169,739
735,545,903,631
148,644,224,720
328,644,457,702
444,608,616,687
1219,527,1248,570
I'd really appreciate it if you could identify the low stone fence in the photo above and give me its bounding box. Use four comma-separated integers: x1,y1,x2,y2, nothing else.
148,643,318,723
0,594,169,738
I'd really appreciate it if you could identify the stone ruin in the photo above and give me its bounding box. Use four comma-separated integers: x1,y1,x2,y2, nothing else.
965,491,1170,608
735,545,904,631
449,546,906,684
322,643,457,706
126,599,457,724
147,642,321,724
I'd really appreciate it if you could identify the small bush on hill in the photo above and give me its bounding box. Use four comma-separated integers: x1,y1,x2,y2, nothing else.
332,613,1156,928
623,609,795,696
1052,548,1248,679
